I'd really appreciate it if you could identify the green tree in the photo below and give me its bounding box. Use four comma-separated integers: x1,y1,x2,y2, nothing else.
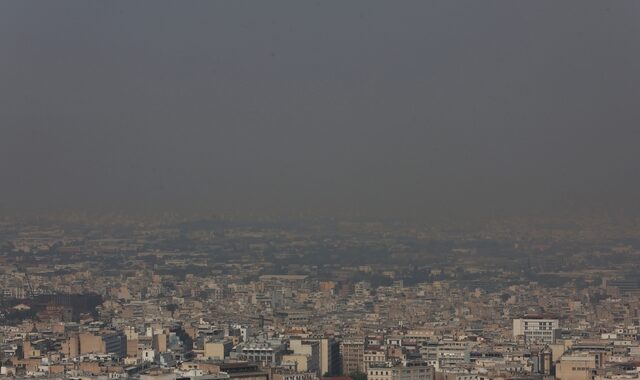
348,371,367,380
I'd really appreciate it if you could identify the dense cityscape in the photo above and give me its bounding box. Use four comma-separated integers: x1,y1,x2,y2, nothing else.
1,214,639,379
3,0,640,379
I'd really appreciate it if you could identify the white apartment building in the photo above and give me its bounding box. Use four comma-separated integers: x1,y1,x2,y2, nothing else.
513,317,559,344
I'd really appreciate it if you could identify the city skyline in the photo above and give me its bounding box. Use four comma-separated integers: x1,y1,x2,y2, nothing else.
2,1,640,379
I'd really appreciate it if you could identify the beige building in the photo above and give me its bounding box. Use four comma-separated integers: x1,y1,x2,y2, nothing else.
320,338,340,376
283,354,315,373
126,339,139,358
205,340,234,360
303,337,340,376
340,339,365,374
289,339,320,374
364,347,387,371
21,341,40,359
153,333,168,353
555,353,598,380
63,332,105,357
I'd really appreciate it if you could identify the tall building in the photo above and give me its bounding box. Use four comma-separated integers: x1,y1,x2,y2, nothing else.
297,337,340,376
288,339,320,375
340,339,365,374
152,333,168,353
513,317,559,344
102,332,126,359
323,338,341,376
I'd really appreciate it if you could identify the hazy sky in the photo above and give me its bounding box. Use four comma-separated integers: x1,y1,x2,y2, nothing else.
1,1,639,219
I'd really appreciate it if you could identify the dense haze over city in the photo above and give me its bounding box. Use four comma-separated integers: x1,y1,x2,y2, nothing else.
2,1,640,380
2,1,640,218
